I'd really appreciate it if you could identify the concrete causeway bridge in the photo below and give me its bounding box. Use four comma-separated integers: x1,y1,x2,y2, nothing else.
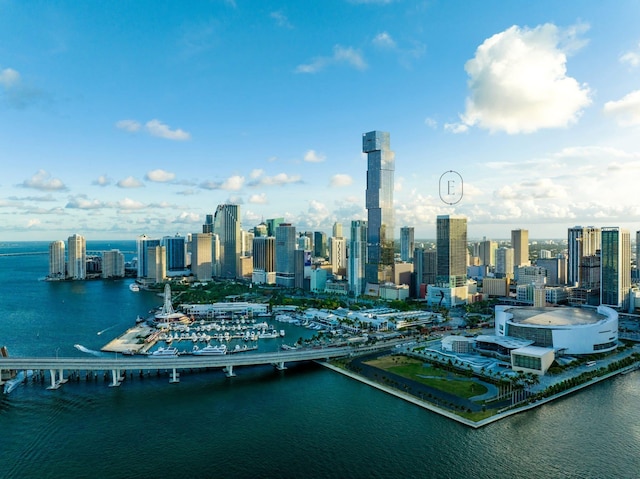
0,344,394,390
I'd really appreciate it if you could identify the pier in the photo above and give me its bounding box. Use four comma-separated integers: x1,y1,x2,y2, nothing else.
0,344,392,390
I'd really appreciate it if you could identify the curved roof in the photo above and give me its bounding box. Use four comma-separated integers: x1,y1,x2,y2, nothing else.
505,307,606,327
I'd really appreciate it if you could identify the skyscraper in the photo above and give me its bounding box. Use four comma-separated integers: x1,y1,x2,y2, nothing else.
332,222,343,239
67,233,86,280
163,234,186,272
136,234,160,279
212,204,241,278
400,226,415,262
191,233,213,281
348,220,367,296
436,215,467,288
496,247,514,279
48,240,65,279
511,229,529,268
313,231,327,258
329,236,347,276
568,226,601,286
252,236,276,284
275,223,296,288
363,130,395,286
478,239,497,268
601,227,631,310
102,249,125,279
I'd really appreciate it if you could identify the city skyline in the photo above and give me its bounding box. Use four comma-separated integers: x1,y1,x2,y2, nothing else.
2,1,640,241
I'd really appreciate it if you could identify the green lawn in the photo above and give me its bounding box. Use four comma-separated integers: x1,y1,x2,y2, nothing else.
365,355,488,399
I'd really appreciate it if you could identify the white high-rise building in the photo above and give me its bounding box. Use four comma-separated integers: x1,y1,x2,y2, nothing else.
48,240,65,279
67,234,86,280
102,249,125,279
330,236,347,276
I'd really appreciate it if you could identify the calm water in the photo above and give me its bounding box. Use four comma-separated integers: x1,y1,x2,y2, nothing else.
1,242,640,479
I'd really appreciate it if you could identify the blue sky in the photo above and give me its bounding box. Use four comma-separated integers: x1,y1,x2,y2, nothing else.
2,0,640,241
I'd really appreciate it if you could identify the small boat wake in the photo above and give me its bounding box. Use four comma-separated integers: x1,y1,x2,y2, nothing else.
4,370,33,394
97,325,117,336
74,344,102,356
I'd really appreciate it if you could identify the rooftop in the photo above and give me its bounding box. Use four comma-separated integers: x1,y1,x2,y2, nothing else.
505,307,605,327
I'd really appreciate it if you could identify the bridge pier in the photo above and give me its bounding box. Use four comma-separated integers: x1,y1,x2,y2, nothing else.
224,365,236,378
169,368,180,384
109,369,124,387
273,362,287,371
47,369,61,390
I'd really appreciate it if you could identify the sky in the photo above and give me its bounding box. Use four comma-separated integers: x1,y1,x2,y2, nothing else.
2,0,640,242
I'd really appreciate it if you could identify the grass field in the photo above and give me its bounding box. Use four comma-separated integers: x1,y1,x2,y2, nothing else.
365,355,488,399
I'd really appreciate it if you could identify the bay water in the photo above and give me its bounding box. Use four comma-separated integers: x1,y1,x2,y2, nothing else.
1,242,639,479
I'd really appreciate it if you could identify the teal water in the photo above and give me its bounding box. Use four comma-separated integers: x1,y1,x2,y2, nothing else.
1,242,640,478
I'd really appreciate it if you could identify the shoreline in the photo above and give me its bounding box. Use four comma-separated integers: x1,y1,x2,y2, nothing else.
319,360,639,429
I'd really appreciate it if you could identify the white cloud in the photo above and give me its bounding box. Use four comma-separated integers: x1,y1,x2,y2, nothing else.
296,45,367,73
172,212,202,224
93,175,112,186
330,174,353,187
373,32,396,49
200,175,245,191
620,43,640,67
145,169,176,182
304,149,326,163
66,195,106,209
603,90,640,126
270,11,293,29
250,169,264,179
424,117,438,129
444,122,468,134
253,172,302,186
115,119,141,132
0,68,20,88
117,176,144,188
20,170,67,191
460,23,591,134
145,119,191,141
118,198,145,210
248,193,268,204
26,219,41,228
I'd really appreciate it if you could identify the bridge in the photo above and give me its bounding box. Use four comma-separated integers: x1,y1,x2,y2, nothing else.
0,343,394,390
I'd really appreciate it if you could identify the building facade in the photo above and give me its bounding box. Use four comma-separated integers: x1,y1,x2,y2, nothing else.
67,233,86,280
568,226,601,286
191,233,213,282
600,227,631,310
48,240,66,279
348,220,367,296
400,226,415,263
275,223,296,288
363,130,395,287
511,229,529,268
212,204,241,279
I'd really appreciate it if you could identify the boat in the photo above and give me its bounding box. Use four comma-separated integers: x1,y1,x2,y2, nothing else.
150,347,178,357
281,344,298,351
3,370,33,394
258,330,279,339
192,344,227,355
129,283,140,292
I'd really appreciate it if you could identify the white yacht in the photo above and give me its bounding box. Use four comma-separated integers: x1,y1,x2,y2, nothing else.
150,347,178,357
192,344,227,355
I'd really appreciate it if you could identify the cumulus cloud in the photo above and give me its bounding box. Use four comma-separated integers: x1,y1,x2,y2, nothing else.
93,175,112,186
20,170,67,191
444,122,469,134
270,11,293,29
296,45,367,73
117,198,145,210
117,176,145,188
330,174,353,187
0,67,46,109
620,43,640,67
248,172,302,187
172,211,202,224
0,68,20,88
304,150,326,163
200,175,245,191
373,32,396,49
603,90,640,126
250,169,264,179
115,119,141,132
424,117,438,129
66,195,106,209
145,169,176,182
248,193,268,204
460,23,591,134
145,119,191,140
8,194,56,202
